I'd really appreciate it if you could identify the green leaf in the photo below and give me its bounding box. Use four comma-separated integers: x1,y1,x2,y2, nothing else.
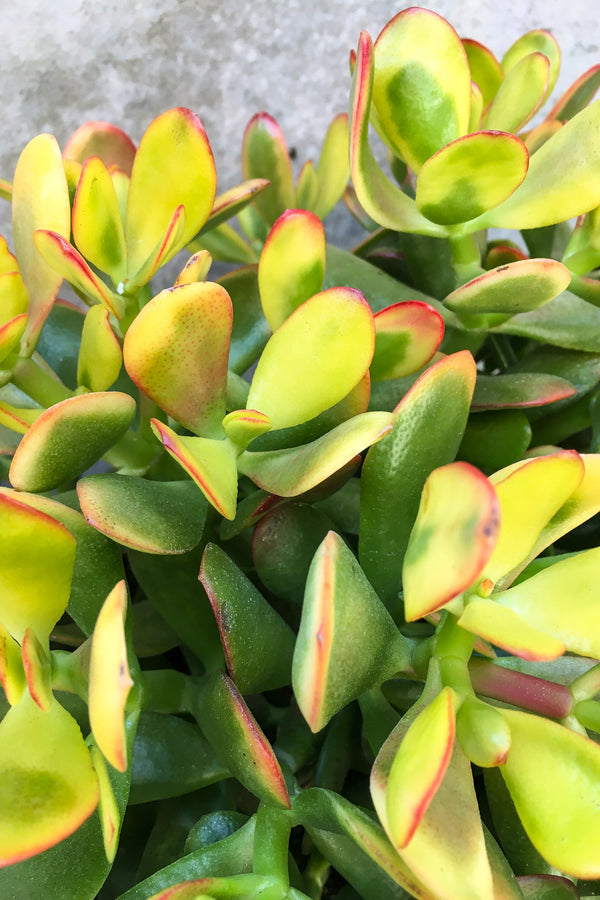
445,259,571,317
483,53,550,134
218,266,270,375
471,373,576,409
502,29,561,97
241,113,295,226
9,391,136,493
462,39,503,108
517,875,579,900
458,598,565,661
545,64,600,122
77,305,122,392
292,532,411,732
459,411,532,472
313,113,350,220
72,155,127,283
371,302,444,380
196,178,270,237
416,132,529,226
493,290,600,352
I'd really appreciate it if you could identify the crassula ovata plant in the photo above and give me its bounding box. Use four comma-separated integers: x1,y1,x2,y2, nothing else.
3,6,600,900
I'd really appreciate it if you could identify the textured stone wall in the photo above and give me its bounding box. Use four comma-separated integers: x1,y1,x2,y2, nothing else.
1,0,598,244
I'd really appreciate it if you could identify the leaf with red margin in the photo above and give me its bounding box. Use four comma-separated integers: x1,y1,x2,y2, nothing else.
462,39,503,108
33,230,125,318
238,411,393,497
222,409,271,450
403,462,499,621
386,687,457,848
500,708,600,878
77,305,122,392
349,31,444,236
72,156,127,283
192,672,290,809
545,64,600,123
146,874,280,900
12,134,71,355
175,250,212,286
371,302,444,381
125,205,186,289
0,692,99,867
502,29,560,97
372,9,471,171
196,179,271,237
9,391,136,493
89,581,133,772
471,373,576,409
63,121,136,175
458,599,565,661
0,399,40,435
0,314,27,364
125,108,216,277
124,282,231,438
0,270,29,327
455,697,512,768
445,259,571,317
0,625,25,706
151,421,239,521
242,113,295,226
483,53,550,134
200,543,295,694
247,287,375,430
258,209,326,331
21,628,52,711
0,492,75,643
292,531,411,733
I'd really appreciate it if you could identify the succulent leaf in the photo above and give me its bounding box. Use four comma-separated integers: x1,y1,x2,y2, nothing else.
483,53,550,134
77,305,122,392
241,113,295,226
371,301,444,380
63,121,136,174
72,156,127,283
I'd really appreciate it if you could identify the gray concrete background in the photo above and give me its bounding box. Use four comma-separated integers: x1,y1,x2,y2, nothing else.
0,0,597,247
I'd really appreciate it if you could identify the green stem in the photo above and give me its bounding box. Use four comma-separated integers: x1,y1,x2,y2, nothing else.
252,805,292,887
11,354,72,406
303,850,330,900
435,612,476,696
447,233,484,287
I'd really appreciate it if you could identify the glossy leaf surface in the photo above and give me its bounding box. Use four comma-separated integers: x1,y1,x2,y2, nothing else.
313,113,350,219
77,305,122,392
241,113,295,226
483,53,550,133
458,598,565,660
445,259,571,316
21,628,52,711
462,39,503,108
72,155,127,282
371,302,444,380
63,120,136,174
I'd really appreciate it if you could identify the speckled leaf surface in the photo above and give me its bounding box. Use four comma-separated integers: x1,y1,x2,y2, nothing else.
471,373,576,409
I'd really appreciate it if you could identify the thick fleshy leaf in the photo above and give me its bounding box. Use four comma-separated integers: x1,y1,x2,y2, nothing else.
9,391,136,492
500,709,600,877
145,874,278,900
258,209,326,331
63,121,136,174
151,422,238,520
493,290,600,353
247,287,374,429
459,410,532,472
0,270,29,327
175,250,212,286
193,221,257,265
462,39,503,108
72,156,127,282
484,451,584,586
89,745,120,863
445,259,570,317
0,492,76,642
77,474,208,554
21,628,52,711
416,133,528,226
483,53,550,134
125,108,216,276
295,159,319,211
0,624,25,706
222,409,271,450
217,266,269,375
313,113,350,220
455,697,511,768
124,282,232,437
0,693,99,867
292,532,411,732
458,598,565,661
386,687,456,848
545,64,600,123
241,113,295,226
372,8,471,170
0,398,40,434
502,29,561,97
89,581,133,772
238,411,393,497
126,205,187,288
471,373,576,409
200,544,295,694
192,672,290,808
517,875,578,900
403,462,499,620
77,304,122,392
371,302,444,380
12,134,71,354
197,178,270,237
33,229,125,318
0,313,27,365
360,351,476,607
350,31,445,236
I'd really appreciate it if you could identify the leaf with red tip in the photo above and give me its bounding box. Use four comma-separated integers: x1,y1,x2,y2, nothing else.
63,121,136,175
458,598,565,661
0,492,75,643
0,625,25,706
126,205,186,288
0,313,27,365
125,108,216,277
472,373,576,409
500,709,600,878
416,132,529,226
77,305,122,392
502,29,561,98
21,628,52,711
445,259,571,318
247,287,375,430
12,134,71,354
371,301,444,380
222,408,271,449
9,391,136,492
258,209,326,331
386,687,457,848
197,178,271,237
293,532,410,733
462,39,503,108
72,156,127,283
238,411,393,497
0,692,99,867
242,113,295,226
124,282,231,437
349,31,444,236
89,581,133,772
151,420,238,520
193,672,290,808
175,250,212,286
545,64,600,123
483,53,550,134
33,229,125,318
77,473,208,554
403,462,499,621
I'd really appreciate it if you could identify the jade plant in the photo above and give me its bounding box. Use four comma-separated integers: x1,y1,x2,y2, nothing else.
3,7,600,900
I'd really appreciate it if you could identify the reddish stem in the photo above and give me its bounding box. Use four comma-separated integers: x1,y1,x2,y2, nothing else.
469,658,573,720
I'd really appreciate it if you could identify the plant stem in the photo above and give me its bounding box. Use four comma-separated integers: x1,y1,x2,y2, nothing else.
435,612,476,696
11,354,72,406
469,658,573,719
252,805,292,888
447,233,484,286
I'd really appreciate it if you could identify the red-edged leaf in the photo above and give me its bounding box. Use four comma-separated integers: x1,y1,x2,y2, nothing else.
63,121,136,174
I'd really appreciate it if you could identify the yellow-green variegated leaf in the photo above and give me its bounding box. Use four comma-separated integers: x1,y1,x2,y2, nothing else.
247,287,374,430
63,120,136,175
175,250,212,286
483,53,550,134
372,8,471,171
125,108,217,277
12,134,71,355
458,598,565,661
21,628,53,711
501,29,561,98
545,64,600,124
241,113,295,227
72,156,127,283
371,302,444,381
415,132,529,226
0,271,29,328
444,258,570,317
462,39,503,108
89,744,120,863
0,693,99,867
0,624,25,706
313,113,350,220
0,314,28,365
77,305,122,392
89,581,133,772
403,462,500,621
